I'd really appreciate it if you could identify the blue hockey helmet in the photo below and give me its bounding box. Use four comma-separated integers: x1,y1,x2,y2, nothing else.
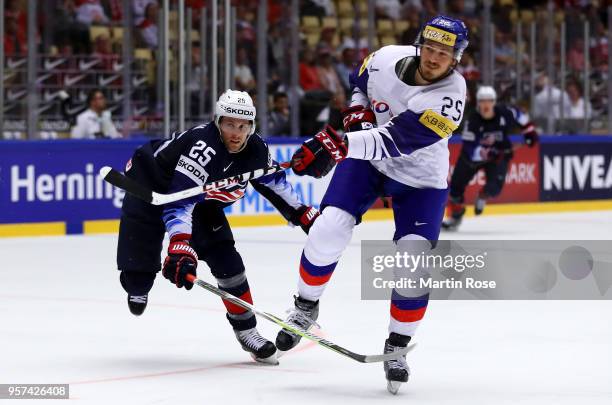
415,15,469,62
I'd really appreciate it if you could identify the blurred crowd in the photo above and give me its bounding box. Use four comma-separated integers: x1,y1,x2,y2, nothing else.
2,0,611,138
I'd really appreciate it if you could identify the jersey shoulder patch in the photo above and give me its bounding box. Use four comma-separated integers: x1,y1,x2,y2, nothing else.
358,52,375,76
419,109,458,138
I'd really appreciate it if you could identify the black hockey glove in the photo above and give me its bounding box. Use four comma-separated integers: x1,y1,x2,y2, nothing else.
482,146,512,163
341,105,376,132
290,205,320,234
291,125,347,178
162,234,198,290
522,123,538,147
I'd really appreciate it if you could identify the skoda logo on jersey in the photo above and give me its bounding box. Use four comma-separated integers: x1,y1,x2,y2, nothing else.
372,99,390,114
220,105,255,117
177,157,209,183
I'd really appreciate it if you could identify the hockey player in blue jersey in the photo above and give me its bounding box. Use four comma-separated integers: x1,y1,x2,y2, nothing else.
116,90,319,364
442,86,539,230
275,16,469,393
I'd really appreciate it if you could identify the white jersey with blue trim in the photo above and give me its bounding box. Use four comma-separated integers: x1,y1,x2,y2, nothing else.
345,45,467,189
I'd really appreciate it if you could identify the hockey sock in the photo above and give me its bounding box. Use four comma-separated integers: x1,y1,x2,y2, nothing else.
217,272,256,331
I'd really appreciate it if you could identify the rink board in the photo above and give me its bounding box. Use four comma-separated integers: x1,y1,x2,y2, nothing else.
1,136,612,236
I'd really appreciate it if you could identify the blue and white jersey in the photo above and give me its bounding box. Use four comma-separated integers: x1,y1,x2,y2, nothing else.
345,45,467,189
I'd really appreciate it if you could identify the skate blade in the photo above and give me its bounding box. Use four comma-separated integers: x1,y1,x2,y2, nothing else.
276,349,288,359
251,352,279,366
441,223,459,231
387,380,403,395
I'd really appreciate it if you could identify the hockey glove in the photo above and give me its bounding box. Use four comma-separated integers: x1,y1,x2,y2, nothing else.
522,123,538,147
291,125,347,178
290,205,320,234
341,105,376,132
162,234,198,290
481,146,512,163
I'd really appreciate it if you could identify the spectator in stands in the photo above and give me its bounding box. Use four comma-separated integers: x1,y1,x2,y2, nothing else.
236,5,256,50
448,0,471,16
267,22,285,80
375,0,403,20
317,27,338,58
567,38,585,72
3,14,27,56
316,47,345,109
235,47,256,92
5,0,26,28
75,0,109,26
335,47,357,95
564,4,584,48
400,11,421,45
299,47,322,91
566,80,592,119
338,36,370,61
590,23,608,70
315,0,335,16
492,1,514,35
187,45,208,116
457,51,480,83
420,0,438,18
93,34,118,69
54,0,92,54
268,92,291,136
136,1,159,49
301,0,334,18
493,31,515,69
533,73,571,121
71,89,120,139
102,0,123,22
133,0,155,26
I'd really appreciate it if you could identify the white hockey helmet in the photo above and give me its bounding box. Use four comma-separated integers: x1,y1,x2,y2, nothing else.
214,89,257,135
476,86,497,102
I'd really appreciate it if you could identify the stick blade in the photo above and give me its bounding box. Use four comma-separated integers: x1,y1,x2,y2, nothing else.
99,166,112,178
101,167,153,204
361,343,417,363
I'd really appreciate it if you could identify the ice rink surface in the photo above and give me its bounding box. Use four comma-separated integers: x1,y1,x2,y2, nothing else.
2,210,612,404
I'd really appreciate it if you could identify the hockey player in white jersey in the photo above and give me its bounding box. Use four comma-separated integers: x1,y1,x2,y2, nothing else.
278,16,469,394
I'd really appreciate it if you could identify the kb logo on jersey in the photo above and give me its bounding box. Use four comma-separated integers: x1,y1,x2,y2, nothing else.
371,99,390,114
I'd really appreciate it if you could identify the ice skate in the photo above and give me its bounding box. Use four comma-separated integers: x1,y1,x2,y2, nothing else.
442,206,465,231
474,195,486,215
383,333,411,395
441,215,463,230
235,328,278,365
127,294,148,316
276,296,319,355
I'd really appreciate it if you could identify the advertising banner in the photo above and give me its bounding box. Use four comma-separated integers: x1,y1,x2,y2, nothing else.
540,140,612,201
2,136,611,235
0,139,330,233
0,140,133,233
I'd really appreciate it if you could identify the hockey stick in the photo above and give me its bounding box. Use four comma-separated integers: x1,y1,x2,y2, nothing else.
184,274,415,363
99,162,291,205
